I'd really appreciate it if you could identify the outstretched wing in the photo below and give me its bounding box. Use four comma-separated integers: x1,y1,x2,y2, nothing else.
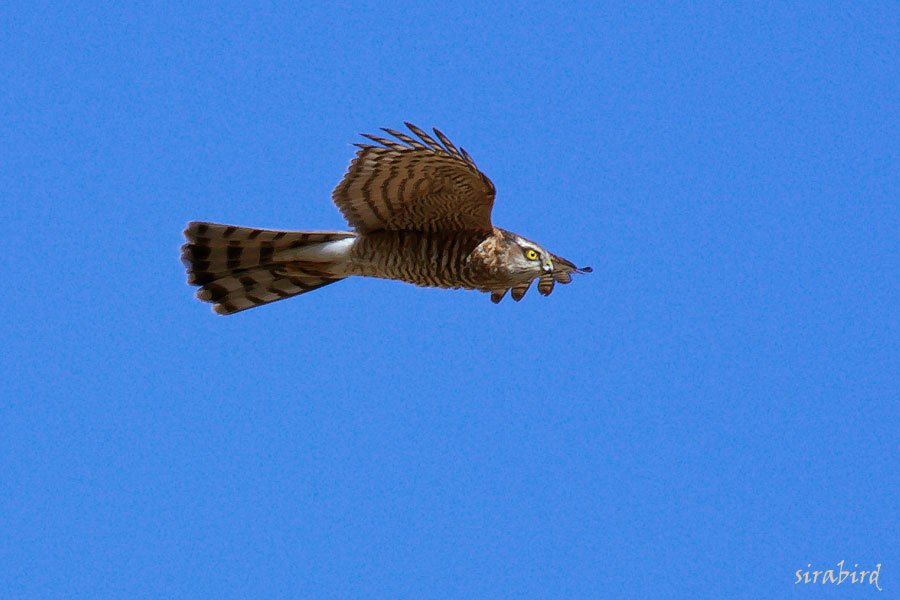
332,123,496,235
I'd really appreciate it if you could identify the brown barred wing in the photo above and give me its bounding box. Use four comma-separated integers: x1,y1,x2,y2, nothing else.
332,123,496,235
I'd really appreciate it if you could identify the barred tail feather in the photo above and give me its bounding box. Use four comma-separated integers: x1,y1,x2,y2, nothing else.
182,222,354,315
195,267,341,315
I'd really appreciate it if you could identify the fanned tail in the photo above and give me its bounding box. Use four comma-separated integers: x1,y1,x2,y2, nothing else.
181,222,355,315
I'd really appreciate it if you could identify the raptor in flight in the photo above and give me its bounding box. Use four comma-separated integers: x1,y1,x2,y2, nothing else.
182,123,591,314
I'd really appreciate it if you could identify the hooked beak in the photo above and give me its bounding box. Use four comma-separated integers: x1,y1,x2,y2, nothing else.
542,257,553,273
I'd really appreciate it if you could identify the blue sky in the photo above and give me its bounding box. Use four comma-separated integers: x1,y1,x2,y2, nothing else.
2,2,898,598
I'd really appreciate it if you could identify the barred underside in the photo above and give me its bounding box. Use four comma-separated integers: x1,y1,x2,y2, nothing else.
182,222,354,314
347,230,487,291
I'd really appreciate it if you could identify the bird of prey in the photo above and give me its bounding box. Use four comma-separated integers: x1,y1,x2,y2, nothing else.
182,123,591,314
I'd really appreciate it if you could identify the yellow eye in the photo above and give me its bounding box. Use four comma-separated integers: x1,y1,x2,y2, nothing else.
524,249,539,260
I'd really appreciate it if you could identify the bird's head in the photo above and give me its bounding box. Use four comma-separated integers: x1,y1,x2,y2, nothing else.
505,235,556,277
491,233,592,302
